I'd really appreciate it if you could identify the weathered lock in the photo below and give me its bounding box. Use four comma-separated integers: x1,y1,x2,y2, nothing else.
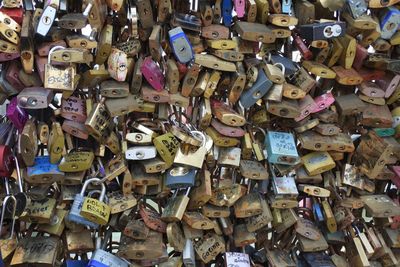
107,48,128,82
118,230,166,262
108,191,137,214
265,131,299,165
211,99,246,127
193,232,226,263
360,195,400,218
44,46,77,92
17,118,37,167
26,156,64,184
67,178,103,229
80,181,110,226
183,211,214,230
20,197,56,224
166,166,197,189
124,219,150,240
161,187,191,222
302,151,336,176
139,203,167,233
10,236,61,266
245,197,272,232
65,229,94,253
234,193,263,218
17,87,53,109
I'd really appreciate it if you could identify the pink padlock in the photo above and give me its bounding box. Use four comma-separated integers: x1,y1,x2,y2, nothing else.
211,119,245,137
62,120,89,140
61,96,87,123
312,91,335,113
392,197,400,229
295,95,318,122
0,52,19,62
234,0,245,18
376,74,400,98
37,40,67,57
141,56,165,91
6,97,28,132
352,44,368,71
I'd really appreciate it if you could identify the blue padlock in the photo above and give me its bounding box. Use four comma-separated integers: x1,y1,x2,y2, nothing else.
165,166,197,189
168,27,194,64
66,178,103,229
222,0,232,26
26,156,64,184
264,131,300,165
282,0,292,14
313,202,325,223
62,260,88,267
240,69,273,108
380,7,400,40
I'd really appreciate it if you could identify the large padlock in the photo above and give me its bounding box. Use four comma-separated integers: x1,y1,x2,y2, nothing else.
44,46,78,92
67,178,104,229
80,180,110,225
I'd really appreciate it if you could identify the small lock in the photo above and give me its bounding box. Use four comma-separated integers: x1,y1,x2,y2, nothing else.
125,146,157,160
166,166,197,189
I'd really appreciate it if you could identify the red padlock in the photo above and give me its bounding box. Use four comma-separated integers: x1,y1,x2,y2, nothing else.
0,7,23,25
0,126,15,177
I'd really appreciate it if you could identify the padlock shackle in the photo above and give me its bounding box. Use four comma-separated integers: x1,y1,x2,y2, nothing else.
88,189,109,204
190,131,206,147
273,63,286,75
80,178,106,202
82,2,93,17
14,156,23,193
0,194,16,239
47,45,66,64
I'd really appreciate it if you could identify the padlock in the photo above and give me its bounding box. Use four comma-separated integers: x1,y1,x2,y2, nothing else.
67,178,104,229
240,67,273,108
59,150,94,172
161,187,191,222
166,166,197,189
10,236,61,266
80,182,110,226
264,131,299,165
44,46,78,92
88,229,129,267
174,131,207,169
26,156,64,184
6,97,27,132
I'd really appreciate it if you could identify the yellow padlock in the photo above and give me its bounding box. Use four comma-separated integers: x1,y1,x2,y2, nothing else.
80,180,111,225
